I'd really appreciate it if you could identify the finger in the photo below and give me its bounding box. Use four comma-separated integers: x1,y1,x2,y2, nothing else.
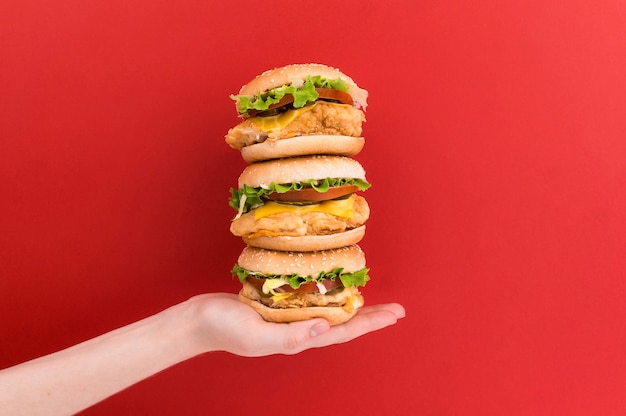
304,309,401,349
232,302,404,356
281,304,405,352
357,303,406,319
281,319,331,352
338,309,400,341
245,318,330,356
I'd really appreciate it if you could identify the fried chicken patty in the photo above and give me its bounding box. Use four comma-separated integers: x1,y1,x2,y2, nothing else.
230,194,370,239
225,101,366,150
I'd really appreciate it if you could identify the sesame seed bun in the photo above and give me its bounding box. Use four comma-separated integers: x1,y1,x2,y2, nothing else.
237,155,367,189
237,63,368,111
237,245,366,276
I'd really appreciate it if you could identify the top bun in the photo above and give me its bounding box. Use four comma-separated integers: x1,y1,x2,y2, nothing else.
237,245,366,276
237,63,368,110
237,155,367,188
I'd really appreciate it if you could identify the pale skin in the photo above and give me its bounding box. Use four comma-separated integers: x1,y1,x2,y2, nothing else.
0,293,405,416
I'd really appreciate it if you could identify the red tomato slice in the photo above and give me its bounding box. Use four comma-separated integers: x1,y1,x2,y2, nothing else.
315,88,354,105
246,277,343,294
266,185,358,203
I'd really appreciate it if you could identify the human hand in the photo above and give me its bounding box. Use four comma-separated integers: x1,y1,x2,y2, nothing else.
182,293,405,357
0,293,402,416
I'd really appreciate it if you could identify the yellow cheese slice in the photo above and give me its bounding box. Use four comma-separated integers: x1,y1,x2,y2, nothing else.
254,196,354,220
249,105,315,132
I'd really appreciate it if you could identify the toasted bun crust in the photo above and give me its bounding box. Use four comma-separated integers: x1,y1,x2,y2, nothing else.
237,245,366,276
237,155,367,188
243,225,366,252
240,135,365,163
238,291,362,326
237,63,368,110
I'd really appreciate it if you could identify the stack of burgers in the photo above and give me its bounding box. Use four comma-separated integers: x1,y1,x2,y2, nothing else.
225,64,371,325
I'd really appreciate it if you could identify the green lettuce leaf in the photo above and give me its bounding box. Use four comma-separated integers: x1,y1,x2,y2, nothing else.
231,264,370,289
232,76,349,117
228,178,371,214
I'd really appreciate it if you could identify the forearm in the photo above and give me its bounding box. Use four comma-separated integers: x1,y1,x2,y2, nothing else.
0,300,203,416
0,293,404,414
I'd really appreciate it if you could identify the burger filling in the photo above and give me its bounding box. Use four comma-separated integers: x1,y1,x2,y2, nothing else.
225,101,365,150
233,265,369,310
229,177,371,216
242,282,364,311
230,194,369,239
231,75,354,118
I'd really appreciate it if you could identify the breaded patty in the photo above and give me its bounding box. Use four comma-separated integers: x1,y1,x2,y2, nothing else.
225,101,366,150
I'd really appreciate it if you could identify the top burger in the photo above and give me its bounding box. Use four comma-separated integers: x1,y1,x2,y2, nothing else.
225,63,369,163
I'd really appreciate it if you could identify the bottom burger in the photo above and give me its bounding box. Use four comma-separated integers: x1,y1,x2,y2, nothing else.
232,245,370,325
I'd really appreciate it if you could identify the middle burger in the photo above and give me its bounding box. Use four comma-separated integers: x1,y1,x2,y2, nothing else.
229,155,371,252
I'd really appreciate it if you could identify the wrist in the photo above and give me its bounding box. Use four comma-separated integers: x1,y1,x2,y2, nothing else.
153,298,212,361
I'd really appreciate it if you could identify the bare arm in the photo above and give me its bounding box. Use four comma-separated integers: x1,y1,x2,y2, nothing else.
0,293,404,415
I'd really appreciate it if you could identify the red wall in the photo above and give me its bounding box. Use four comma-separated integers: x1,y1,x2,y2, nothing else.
2,1,626,415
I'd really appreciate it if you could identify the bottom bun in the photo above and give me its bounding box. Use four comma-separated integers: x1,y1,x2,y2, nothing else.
243,225,366,252
238,292,363,326
241,135,364,163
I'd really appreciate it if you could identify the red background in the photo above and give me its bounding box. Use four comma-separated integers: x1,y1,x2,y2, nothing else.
2,1,626,414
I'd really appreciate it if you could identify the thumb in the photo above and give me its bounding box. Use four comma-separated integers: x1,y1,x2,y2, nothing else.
281,319,330,353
